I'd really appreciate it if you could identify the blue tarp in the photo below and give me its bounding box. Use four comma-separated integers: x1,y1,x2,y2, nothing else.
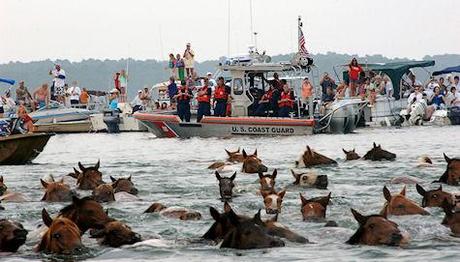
0,77,15,85
432,65,460,76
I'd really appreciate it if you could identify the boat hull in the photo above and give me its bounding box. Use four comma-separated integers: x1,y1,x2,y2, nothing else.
0,133,53,165
134,113,314,138
34,121,92,133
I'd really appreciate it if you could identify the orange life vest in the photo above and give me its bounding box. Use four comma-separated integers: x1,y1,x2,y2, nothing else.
214,85,228,100
261,89,273,101
177,87,190,101
278,91,293,108
197,86,210,103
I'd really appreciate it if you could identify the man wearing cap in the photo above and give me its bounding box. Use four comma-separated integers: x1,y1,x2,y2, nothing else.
131,90,144,113
206,72,217,88
174,80,193,122
108,89,119,110
183,43,195,77
15,80,33,106
49,64,66,103
69,81,81,106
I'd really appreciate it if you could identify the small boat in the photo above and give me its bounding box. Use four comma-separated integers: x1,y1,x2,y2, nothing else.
90,103,148,133
0,133,53,165
29,102,95,124
34,120,92,133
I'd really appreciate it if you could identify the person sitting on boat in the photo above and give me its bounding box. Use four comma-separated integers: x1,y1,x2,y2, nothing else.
108,89,119,111
381,75,394,97
406,86,424,114
174,80,193,122
141,87,152,107
17,105,34,133
15,80,33,107
80,88,90,107
32,83,49,109
319,86,336,115
320,73,337,99
444,86,460,108
278,81,294,118
196,78,212,122
131,90,144,114
213,77,229,117
167,76,178,110
255,85,274,117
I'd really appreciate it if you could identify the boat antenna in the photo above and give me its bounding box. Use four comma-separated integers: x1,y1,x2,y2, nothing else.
227,0,231,57
250,0,254,45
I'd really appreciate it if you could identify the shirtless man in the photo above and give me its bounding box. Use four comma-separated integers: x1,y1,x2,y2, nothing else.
33,84,49,109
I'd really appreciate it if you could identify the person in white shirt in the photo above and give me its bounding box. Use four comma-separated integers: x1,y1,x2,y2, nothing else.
454,76,460,90
383,76,393,97
406,86,424,113
68,81,81,106
425,77,439,98
183,43,195,77
49,64,66,103
131,90,143,113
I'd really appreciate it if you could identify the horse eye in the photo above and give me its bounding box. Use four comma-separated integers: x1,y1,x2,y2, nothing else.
432,194,438,199
52,233,61,239
369,224,375,229
111,230,119,234
302,177,308,180
398,204,405,209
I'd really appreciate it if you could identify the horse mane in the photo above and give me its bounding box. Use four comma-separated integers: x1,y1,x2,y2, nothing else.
59,196,94,215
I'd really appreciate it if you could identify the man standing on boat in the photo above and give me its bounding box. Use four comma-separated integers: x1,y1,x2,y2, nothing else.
196,78,212,122
213,77,228,117
183,43,195,77
49,64,66,104
69,81,81,106
174,80,193,122
278,81,294,117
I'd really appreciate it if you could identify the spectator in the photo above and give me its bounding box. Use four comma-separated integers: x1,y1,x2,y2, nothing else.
382,76,394,97
49,64,66,104
168,53,177,79
113,72,121,92
446,86,460,107
33,83,49,109
15,80,33,106
141,87,151,107
119,69,128,103
176,54,185,81
301,77,313,115
438,77,447,93
278,81,294,117
174,80,193,122
454,76,460,89
320,86,335,114
17,105,34,133
196,78,212,122
206,72,217,88
183,43,195,77
213,77,229,117
108,89,119,110
69,81,81,106
425,77,439,98
80,88,90,107
320,73,337,99
348,58,363,97
131,90,143,113
167,76,178,109
428,86,444,109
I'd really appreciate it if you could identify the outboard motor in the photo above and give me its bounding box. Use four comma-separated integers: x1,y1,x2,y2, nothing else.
448,106,460,125
103,110,120,133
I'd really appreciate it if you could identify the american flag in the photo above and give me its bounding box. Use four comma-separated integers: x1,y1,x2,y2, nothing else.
298,23,309,56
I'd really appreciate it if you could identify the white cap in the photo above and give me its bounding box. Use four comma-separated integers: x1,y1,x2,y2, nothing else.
138,90,142,93
110,89,119,94
207,72,212,75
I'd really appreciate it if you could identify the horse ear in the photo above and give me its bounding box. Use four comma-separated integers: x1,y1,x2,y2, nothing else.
110,176,117,182
438,184,443,191
319,192,332,207
225,149,232,156
242,149,248,158
72,195,82,206
40,179,49,189
291,169,300,181
416,184,426,196
49,175,55,182
400,186,406,196
0,176,3,183
253,209,262,224
299,193,308,206
230,172,237,181
214,171,222,181
237,147,240,153
272,169,277,179
342,148,348,154
209,207,221,222
307,146,312,155
383,186,392,202
42,208,53,228
227,208,240,226
58,177,64,183
223,201,232,213
253,149,258,157
127,175,132,181
353,148,356,152
95,160,100,170
278,189,286,199
443,153,451,163
258,172,264,179
78,162,86,172
350,208,366,225
373,142,377,148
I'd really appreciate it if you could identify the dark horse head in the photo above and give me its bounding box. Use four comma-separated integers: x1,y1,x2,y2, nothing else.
435,153,460,185
296,146,337,168
0,219,28,252
0,176,7,196
347,208,408,246
363,143,396,161
440,200,460,236
110,175,138,195
89,220,141,247
342,148,361,161
68,161,104,190
215,171,236,200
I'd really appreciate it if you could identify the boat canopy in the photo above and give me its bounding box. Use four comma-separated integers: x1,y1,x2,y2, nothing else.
218,63,305,73
432,65,460,76
342,60,435,99
0,77,15,86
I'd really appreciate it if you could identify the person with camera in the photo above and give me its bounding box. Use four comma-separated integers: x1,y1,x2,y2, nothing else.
174,80,193,122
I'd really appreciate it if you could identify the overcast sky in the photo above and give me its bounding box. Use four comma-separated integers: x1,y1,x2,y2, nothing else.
1,0,459,63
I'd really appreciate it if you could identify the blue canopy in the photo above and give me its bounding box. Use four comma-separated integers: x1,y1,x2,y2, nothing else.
0,77,16,85
432,65,460,76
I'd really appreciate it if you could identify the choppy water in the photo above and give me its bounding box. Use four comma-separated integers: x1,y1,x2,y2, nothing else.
1,126,460,261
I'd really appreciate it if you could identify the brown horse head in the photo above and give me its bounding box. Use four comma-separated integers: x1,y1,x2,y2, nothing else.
363,143,396,161
59,196,113,234
436,154,460,185
144,203,167,213
380,186,429,216
215,171,236,200
347,209,408,246
40,176,76,202
296,146,337,168
0,176,7,196
416,184,453,208
68,161,104,190
299,192,331,221
37,209,82,254
220,208,285,249
92,184,115,203
225,147,244,163
110,175,138,195
90,221,141,247
342,148,361,160
254,211,308,244
440,200,460,235
258,169,277,193
0,219,28,252
242,149,268,173
202,202,238,241
291,169,328,189
261,189,286,214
